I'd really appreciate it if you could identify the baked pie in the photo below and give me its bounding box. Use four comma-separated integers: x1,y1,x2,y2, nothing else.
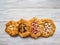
17,19,30,38
5,20,18,36
5,17,56,38
40,18,56,37
29,17,42,38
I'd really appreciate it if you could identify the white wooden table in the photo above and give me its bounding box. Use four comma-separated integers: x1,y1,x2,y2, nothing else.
0,0,60,45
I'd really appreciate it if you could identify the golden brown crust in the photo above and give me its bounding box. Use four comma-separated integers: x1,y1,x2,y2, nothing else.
5,20,18,36
29,17,43,38
17,19,30,38
5,18,56,38
40,18,56,37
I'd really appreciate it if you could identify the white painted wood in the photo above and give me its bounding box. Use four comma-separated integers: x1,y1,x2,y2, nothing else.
0,0,60,45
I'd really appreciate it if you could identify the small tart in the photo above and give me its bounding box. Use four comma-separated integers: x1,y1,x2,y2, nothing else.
29,17,42,38
41,18,56,37
5,20,18,36
17,19,30,38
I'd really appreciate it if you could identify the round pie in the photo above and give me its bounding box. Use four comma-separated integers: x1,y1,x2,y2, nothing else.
29,17,43,38
17,19,30,38
5,20,18,36
41,18,56,37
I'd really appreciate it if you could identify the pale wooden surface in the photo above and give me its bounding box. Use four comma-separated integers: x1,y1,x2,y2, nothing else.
0,0,60,45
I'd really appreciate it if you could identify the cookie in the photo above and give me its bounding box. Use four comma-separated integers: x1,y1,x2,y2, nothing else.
5,20,18,36
29,17,42,38
41,18,56,37
17,19,30,38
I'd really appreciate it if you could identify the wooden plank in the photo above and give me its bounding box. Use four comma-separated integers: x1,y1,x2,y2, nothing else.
0,0,60,45
0,8,60,22
0,21,60,45
0,0,60,9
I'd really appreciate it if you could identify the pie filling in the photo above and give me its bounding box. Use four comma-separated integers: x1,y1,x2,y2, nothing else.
18,24,27,33
9,25,14,30
44,22,52,33
31,22,40,34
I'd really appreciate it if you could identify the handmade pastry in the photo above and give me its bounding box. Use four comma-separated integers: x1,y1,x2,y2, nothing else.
41,18,56,37
17,19,30,38
5,20,18,36
29,17,42,38
5,17,56,38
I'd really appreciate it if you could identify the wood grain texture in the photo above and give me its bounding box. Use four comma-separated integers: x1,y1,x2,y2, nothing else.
0,0,60,9
0,8,60,22
0,21,60,45
0,0,60,45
